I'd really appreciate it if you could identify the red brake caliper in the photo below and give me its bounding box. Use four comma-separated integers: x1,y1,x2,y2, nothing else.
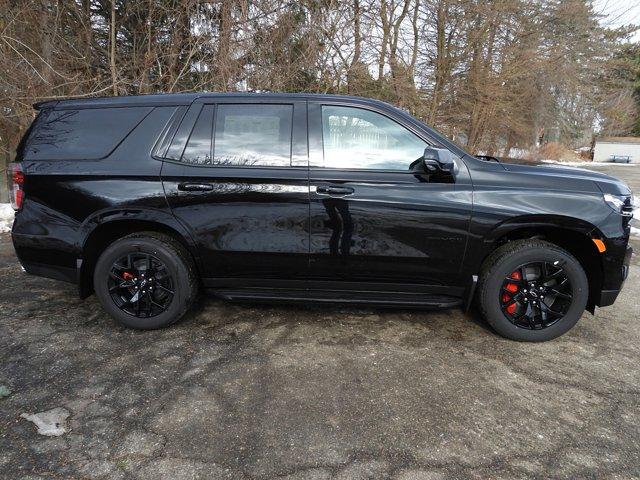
502,270,521,314
122,272,134,281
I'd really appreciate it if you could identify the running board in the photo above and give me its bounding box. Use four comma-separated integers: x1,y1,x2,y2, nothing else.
208,288,462,308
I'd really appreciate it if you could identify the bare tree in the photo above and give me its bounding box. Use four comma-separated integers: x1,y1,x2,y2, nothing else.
0,0,637,178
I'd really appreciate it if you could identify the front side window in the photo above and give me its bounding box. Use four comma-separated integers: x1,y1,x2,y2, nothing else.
213,104,293,167
321,105,428,170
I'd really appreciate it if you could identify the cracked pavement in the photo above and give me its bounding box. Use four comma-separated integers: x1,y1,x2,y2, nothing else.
1,164,639,480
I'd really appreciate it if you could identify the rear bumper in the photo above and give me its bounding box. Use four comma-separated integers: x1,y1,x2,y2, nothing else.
596,244,632,307
12,230,80,285
20,259,77,284
11,199,83,284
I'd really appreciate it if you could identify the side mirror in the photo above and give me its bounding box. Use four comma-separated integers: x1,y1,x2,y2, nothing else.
422,147,455,173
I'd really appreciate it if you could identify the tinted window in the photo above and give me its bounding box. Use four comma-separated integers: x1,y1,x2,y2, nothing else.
152,106,187,159
321,106,427,170
25,107,151,160
213,104,292,166
181,105,214,165
16,109,50,161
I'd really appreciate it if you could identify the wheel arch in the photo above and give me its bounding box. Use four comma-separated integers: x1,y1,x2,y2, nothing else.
479,215,604,311
78,210,199,298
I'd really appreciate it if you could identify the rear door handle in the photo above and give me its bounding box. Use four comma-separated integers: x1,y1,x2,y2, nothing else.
178,182,213,192
316,185,355,196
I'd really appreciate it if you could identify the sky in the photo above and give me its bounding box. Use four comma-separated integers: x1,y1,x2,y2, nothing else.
594,0,640,41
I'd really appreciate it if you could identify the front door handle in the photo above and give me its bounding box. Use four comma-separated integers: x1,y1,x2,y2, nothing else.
178,182,213,192
316,185,355,196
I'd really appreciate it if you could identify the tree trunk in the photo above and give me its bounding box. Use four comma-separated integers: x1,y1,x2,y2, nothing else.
378,0,389,85
81,0,93,76
409,0,419,80
348,0,361,94
217,0,233,91
110,0,118,95
138,0,154,93
40,1,53,87
429,1,447,125
388,0,411,105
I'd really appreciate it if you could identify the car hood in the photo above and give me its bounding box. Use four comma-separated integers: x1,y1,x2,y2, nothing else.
500,161,632,196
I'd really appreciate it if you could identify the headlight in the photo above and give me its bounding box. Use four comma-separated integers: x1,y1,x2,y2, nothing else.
603,193,633,216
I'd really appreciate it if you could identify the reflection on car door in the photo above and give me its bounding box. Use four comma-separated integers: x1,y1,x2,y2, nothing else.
307,102,473,297
161,99,309,288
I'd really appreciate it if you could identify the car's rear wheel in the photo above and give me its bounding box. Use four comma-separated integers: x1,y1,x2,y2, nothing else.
93,232,197,329
478,240,588,341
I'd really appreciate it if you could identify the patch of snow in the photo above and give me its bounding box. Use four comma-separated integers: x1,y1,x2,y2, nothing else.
630,197,639,238
507,148,528,159
21,407,70,436
0,203,14,233
541,159,639,167
0,385,10,398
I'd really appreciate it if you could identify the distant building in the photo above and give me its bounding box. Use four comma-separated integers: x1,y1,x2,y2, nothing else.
593,137,640,163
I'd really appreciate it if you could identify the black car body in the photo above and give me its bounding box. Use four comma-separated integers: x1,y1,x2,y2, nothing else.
8,93,634,340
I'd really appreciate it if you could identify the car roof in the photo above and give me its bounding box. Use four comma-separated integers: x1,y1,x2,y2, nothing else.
34,92,396,110
32,91,473,160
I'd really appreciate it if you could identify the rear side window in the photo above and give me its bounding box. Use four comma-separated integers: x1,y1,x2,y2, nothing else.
213,104,292,167
24,107,151,160
15,109,49,161
181,105,214,165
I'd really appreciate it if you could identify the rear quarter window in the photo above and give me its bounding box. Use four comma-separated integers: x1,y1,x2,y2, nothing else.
24,107,152,160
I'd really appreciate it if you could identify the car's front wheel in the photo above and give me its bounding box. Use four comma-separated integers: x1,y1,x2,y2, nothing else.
93,232,198,329
478,240,589,341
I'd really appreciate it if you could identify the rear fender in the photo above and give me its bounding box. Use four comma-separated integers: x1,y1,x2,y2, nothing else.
77,207,200,298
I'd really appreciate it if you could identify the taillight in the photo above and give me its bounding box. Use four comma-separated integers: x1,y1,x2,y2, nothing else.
7,162,25,210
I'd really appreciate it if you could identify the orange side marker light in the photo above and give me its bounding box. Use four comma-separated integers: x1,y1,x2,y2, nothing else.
592,238,606,253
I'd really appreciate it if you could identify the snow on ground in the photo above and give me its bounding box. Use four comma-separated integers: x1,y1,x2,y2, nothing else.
541,159,639,167
0,204,14,233
20,408,70,436
632,196,640,238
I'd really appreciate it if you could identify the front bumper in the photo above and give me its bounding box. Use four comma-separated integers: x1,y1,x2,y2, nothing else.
596,244,632,307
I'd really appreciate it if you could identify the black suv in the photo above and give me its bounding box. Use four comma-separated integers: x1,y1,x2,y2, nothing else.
7,93,633,341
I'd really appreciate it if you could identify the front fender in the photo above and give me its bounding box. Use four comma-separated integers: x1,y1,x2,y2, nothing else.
482,214,601,243
462,211,605,280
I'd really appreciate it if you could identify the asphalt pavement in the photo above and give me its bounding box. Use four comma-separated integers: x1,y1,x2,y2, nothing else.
0,164,638,480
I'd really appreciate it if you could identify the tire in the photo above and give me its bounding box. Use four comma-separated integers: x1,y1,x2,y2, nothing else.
93,232,198,329
477,239,588,342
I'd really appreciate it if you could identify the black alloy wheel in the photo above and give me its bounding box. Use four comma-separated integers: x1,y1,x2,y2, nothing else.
478,239,588,342
107,252,175,318
94,232,198,329
499,261,573,330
